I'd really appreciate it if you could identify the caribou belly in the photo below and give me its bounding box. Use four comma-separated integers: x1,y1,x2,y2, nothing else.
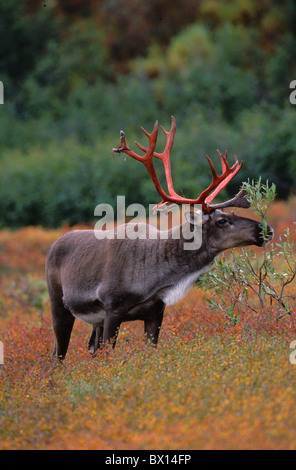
73,310,106,326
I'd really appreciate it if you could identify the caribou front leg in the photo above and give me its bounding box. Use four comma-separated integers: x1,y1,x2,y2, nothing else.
102,312,122,349
88,325,104,355
144,307,165,345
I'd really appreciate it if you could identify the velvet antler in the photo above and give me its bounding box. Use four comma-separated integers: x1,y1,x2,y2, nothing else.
113,116,249,212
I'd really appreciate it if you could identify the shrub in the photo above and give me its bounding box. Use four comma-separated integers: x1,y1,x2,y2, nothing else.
200,180,296,323
0,137,153,228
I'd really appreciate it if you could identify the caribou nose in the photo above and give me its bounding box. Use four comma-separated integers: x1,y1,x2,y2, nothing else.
256,224,274,246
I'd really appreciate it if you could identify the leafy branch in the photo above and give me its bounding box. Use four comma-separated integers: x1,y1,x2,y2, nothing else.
200,180,296,323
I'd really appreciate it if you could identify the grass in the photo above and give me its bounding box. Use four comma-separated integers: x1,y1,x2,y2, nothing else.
1,201,296,450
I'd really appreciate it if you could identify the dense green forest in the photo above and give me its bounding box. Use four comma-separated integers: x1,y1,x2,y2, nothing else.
0,0,296,227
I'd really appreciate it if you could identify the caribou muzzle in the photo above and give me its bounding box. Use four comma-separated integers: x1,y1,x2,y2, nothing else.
255,224,274,246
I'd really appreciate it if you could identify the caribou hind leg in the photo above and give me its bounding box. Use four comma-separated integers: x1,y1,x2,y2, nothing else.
102,312,122,349
46,275,75,360
51,297,75,360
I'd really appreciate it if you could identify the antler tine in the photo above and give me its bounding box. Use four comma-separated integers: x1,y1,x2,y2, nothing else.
153,116,179,199
158,115,176,156
135,116,179,200
197,151,234,204
206,155,218,180
217,149,228,173
136,120,159,161
204,156,243,206
138,122,159,151
113,121,158,163
140,126,151,138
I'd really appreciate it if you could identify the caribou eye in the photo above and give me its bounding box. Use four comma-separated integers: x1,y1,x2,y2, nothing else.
217,218,228,226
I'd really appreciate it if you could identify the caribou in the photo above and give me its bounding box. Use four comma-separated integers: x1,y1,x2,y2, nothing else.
46,116,273,359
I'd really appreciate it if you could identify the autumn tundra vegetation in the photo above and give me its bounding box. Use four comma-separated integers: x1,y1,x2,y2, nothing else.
1,181,296,450
1,0,296,451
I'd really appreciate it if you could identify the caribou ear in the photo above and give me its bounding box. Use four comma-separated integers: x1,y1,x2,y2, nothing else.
185,210,208,226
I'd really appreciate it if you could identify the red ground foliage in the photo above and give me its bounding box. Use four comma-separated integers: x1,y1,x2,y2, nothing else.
1,201,296,449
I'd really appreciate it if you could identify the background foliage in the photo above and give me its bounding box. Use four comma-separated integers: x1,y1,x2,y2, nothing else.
0,0,296,227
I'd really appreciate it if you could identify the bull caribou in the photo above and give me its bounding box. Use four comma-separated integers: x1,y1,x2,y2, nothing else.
46,116,273,359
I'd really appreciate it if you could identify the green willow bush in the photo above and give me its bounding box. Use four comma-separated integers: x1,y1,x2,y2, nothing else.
200,180,296,323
